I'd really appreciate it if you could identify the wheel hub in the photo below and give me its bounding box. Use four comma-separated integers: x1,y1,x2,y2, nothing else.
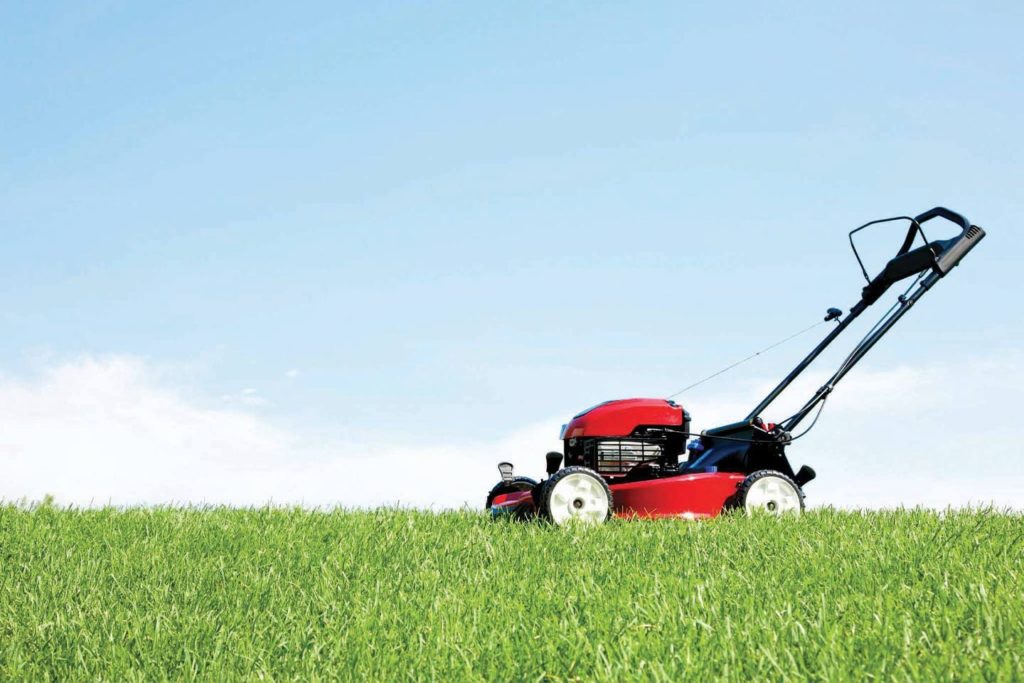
744,475,802,515
547,471,611,525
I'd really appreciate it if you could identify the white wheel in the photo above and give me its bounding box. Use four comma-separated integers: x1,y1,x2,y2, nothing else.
736,470,804,515
541,467,611,526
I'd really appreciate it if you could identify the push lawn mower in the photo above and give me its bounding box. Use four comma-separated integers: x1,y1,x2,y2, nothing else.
486,207,986,524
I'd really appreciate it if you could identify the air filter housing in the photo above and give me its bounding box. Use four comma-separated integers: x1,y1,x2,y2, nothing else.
587,437,665,476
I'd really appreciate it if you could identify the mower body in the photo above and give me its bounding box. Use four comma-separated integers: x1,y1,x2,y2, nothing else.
492,398,760,519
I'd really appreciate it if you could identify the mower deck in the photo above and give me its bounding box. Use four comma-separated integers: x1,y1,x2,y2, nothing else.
491,472,746,520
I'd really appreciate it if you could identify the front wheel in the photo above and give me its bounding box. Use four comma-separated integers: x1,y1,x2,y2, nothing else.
541,466,612,526
733,470,805,515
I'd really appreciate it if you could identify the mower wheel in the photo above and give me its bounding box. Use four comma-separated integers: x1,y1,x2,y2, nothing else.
733,470,804,515
540,466,612,526
485,476,539,510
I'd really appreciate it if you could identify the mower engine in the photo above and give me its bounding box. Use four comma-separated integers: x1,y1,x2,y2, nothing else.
561,399,691,477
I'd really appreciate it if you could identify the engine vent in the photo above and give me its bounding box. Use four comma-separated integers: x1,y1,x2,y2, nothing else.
966,226,981,240
585,438,664,476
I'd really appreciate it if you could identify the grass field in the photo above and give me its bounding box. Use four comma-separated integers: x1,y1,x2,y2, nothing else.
1,505,1022,681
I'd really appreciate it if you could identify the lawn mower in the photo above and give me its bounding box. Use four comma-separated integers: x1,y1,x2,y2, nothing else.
486,207,986,524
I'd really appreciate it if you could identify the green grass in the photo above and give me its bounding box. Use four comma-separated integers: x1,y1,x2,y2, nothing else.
1,506,1022,681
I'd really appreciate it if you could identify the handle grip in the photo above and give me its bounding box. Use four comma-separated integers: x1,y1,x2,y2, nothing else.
910,207,983,275
849,207,985,295
913,206,971,232
895,208,968,256
890,207,969,257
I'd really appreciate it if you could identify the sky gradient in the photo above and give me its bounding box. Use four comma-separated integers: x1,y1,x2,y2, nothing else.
2,2,1021,507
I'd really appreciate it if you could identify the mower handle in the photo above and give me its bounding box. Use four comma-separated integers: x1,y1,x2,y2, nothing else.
851,206,979,284
887,206,972,262
749,206,985,429
888,206,966,258
891,208,967,258
921,207,985,276
913,206,970,232
888,205,966,255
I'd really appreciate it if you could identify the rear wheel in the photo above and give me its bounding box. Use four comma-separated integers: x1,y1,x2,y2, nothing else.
485,476,538,510
541,466,612,526
734,470,804,515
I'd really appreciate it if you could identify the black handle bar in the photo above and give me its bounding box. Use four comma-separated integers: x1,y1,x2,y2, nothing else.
742,206,985,428
850,206,977,282
890,208,968,259
849,206,985,306
911,206,983,274
913,206,970,232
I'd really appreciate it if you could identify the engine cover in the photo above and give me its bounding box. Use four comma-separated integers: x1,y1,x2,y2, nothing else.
561,398,684,439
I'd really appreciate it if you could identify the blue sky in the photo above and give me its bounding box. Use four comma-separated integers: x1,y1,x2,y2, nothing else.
1,2,1021,507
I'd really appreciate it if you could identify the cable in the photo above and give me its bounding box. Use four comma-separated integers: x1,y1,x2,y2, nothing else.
665,319,826,400
788,395,828,441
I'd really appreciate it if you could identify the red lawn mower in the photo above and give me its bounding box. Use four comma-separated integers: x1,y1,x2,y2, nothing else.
486,207,986,524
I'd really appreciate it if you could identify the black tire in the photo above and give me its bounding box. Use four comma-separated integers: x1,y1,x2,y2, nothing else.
540,466,612,526
485,476,538,510
731,470,805,515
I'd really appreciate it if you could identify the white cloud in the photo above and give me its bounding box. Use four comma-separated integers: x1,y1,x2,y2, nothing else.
285,369,300,379
0,354,1020,510
220,387,268,407
0,356,559,508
